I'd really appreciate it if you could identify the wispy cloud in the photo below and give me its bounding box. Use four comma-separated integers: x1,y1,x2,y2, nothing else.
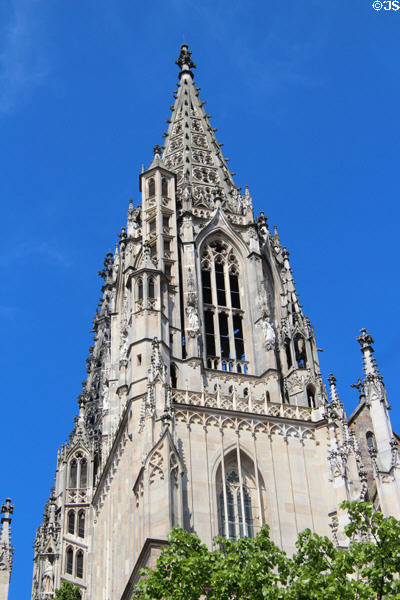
0,0,49,114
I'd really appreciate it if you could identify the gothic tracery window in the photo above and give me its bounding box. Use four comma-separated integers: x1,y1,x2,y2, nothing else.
201,240,246,372
68,453,88,490
217,450,263,540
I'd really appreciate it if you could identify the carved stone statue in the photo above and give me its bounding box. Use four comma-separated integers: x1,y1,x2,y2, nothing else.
42,557,54,593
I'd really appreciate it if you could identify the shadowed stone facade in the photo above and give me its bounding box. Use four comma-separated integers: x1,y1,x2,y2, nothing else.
31,45,400,600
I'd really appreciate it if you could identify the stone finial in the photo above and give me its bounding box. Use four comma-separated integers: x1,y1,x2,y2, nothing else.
357,328,374,351
175,43,196,73
153,144,163,158
357,328,379,377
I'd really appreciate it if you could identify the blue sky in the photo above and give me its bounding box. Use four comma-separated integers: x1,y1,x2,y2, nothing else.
1,1,399,597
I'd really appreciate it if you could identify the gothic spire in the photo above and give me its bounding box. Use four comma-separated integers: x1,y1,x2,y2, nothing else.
161,43,238,208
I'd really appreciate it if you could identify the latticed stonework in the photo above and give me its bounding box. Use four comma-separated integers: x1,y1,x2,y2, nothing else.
31,45,400,600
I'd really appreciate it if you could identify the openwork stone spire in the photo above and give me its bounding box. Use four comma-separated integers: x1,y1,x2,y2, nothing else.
162,44,250,215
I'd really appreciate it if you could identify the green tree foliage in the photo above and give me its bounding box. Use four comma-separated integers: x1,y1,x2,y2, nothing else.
133,502,400,600
54,581,81,600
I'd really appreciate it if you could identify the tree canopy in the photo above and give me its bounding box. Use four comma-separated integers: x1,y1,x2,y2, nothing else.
54,581,81,600
133,502,400,600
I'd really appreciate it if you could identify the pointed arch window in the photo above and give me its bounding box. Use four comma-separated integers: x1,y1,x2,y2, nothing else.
148,277,155,299
294,334,307,368
80,458,87,488
216,450,263,540
307,384,315,408
66,547,73,574
68,510,75,535
78,511,85,538
366,431,377,451
69,460,78,488
137,278,143,301
201,240,247,372
161,177,168,196
76,551,84,579
148,178,155,197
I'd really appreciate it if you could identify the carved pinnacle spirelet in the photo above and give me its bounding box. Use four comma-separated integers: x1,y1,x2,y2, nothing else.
175,43,196,72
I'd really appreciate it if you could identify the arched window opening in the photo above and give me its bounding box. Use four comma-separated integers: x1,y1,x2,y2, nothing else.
243,387,249,397
170,364,177,389
161,177,168,196
80,458,87,488
148,278,155,299
294,335,307,368
148,178,155,197
68,511,75,535
265,391,271,403
307,384,315,408
366,431,377,451
76,551,84,579
66,547,73,575
137,278,143,300
217,451,262,540
69,460,77,489
285,338,292,369
201,240,246,371
78,511,85,538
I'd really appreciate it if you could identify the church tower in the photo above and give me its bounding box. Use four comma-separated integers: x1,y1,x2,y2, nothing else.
31,44,400,600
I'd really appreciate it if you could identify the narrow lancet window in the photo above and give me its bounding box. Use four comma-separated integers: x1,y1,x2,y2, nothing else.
76,551,83,579
69,460,77,489
294,335,307,368
137,279,143,300
68,511,75,535
148,178,155,197
161,177,168,196
66,547,73,574
78,511,85,538
148,278,155,299
80,458,87,488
